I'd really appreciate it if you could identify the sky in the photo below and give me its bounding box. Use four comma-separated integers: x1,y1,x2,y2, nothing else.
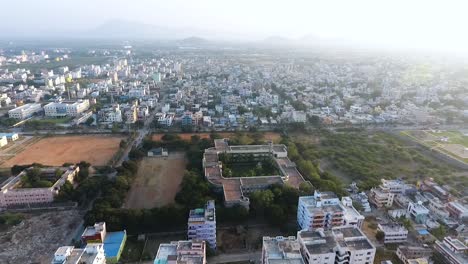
2,0,468,52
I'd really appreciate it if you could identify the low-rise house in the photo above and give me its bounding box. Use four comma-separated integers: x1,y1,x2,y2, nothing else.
396,245,432,264
378,224,408,244
262,236,303,264
52,244,106,264
147,147,168,157
447,201,468,220
154,240,206,264
434,237,468,264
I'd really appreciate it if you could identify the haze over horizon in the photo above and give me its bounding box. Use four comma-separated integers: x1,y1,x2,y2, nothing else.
2,0,468,54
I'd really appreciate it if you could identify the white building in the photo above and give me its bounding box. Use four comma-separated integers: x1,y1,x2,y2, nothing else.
369,179,407,208
297,191,364,231
154,240,206,264
0,136,7,147
407,201,429,224
44,99,90,117
51,243,106,264
297,226,376,264
434,237,468,264
187,200,216,250
98,104,123,123
262,236,303,264
8,103,43,119
378,224,408,244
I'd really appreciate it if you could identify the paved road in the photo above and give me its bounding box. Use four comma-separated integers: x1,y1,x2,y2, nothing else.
114,109,156,167
207,251,261,264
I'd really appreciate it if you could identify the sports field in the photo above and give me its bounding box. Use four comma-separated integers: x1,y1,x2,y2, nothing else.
402,130,468,162
123,152,187,209
0,135,124,167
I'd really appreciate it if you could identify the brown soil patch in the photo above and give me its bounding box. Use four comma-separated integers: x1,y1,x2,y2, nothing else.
1,135,124,167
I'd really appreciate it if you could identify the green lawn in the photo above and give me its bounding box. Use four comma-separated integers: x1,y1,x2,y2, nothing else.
426,130,468,147
223,160,282,177
33,117,72,124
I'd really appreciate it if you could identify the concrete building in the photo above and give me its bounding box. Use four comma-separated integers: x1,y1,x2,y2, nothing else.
82,222,107,243
369,179,407,208
434,237,468,264
297,191,364,231
262,236,303,264
407,201,429,224
44,99,90,117
447,201,468,220
0,135,7,147
0,133,19,142
203,139,308,209
8,103,42,119
81,222,127,263
187,200,216,250
396,245,432,264
51,243,106,264
0,166,79,208
98,104,123,123
377,224,408,244
297,226,376,264
154,240,206,264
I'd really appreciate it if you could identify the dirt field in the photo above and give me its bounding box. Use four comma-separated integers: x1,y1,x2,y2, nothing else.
152,132,281,142
0,210,82,264
0,135,124,167
123,152,187,209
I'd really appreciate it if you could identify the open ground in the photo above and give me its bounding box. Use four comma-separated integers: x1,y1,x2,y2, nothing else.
0,135,125,168
402,130,468,162
123,152,187,209
0,210,82,263
152,132,281,143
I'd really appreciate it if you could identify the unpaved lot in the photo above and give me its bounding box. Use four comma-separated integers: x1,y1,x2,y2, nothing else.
123,153,187,209
0,210,82,264
1,135,124,167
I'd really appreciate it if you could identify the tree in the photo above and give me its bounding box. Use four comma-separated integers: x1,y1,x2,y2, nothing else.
375,230,385,241
85,117,95,126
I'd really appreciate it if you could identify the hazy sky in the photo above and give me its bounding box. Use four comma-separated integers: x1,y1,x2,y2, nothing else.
2,0,468,52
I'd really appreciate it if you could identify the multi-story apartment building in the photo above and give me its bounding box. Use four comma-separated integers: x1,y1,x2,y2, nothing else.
187,200,216,249
434,237,468,264
396,245,432,264
44,99,90,117
154,240,206,264
377,224,408,244
297,191,364,231
0,166,79,208
297,227,376,264
8,103,42,119
426,195,450,220
297,191,344,231
98,104,123,123
447,201,468,220
262,236,303,264
370,179,408,208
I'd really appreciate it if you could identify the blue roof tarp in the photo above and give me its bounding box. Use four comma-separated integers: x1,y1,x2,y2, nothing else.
104,231,126,257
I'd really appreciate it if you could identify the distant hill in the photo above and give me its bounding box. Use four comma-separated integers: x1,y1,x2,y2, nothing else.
85,19,191,39
178,36,210,45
